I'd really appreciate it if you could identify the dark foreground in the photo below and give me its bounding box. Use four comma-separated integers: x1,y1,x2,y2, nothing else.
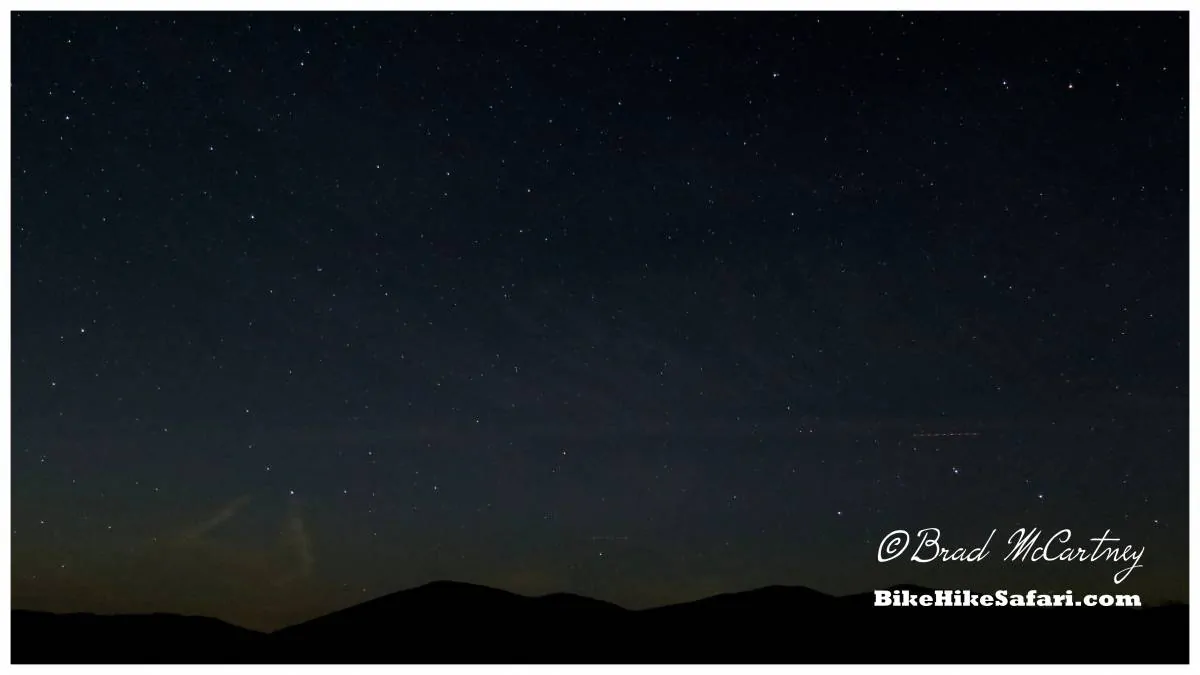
13,582,1188,664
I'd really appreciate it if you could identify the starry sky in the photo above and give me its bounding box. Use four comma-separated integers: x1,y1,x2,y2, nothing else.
11,11,1188,632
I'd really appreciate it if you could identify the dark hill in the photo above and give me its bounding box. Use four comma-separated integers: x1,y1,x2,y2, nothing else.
533,591,627,612
641,584,837,616
14,582,1189,664
11,610,266,664
269,580,630,662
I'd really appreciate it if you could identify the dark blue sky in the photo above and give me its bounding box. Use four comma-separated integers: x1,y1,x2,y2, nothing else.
12,11,1188,631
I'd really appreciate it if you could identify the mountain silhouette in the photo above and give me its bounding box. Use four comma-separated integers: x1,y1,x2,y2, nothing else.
12,610,265,663
640,583,839,616
13,581,1188,664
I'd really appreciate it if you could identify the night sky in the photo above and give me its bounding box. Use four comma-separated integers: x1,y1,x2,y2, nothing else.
11,11,1188,632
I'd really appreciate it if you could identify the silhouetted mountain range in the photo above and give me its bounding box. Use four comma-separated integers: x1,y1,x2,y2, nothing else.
13,581,1188,664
